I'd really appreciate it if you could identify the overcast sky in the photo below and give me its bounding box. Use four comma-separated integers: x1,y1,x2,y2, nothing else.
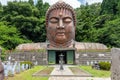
0,0,103,8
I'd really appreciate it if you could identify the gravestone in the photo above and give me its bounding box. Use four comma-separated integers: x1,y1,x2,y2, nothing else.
8,62,14,77
21,64,25,71
34,61,38,66
111,48,120,80
15,62,21,73
11,62,17,76
9,62,15,76
3,60,17,77
25,64,28,70
3,62,9,77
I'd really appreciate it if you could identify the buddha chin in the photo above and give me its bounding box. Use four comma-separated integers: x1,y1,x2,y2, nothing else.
54,34,66,44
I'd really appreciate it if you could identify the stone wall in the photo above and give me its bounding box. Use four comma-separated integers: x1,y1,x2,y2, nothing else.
111,48,120,80
6,51,47,65
6,50,112,65
75,52,111,65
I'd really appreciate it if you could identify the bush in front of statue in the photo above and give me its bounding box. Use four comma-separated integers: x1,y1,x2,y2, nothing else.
20,61,34,69
98,62,111,70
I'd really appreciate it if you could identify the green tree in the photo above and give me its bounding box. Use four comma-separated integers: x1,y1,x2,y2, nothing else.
100,0,119,15
0,22,30,49
0,2,3,19
36,0,50,17
75,3,101,42
2,2,32,17
43,2,50,16
11,15,46,42
1,1,47,42
32,7,40,18
0,2,2,8
117,1,120,16
36,0,44,17
28,0,34,6
97,18,120,47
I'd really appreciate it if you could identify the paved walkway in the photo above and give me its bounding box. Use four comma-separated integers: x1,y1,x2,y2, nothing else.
49,77,111,80
50,65,74,76
49,65,111,80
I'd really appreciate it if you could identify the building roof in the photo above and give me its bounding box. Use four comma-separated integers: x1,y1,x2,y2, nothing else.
15,42,108,51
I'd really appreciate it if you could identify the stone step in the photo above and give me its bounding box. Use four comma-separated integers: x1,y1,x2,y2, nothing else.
50,74,92,77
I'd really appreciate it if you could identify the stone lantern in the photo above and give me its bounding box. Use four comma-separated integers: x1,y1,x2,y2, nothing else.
59,53,64,70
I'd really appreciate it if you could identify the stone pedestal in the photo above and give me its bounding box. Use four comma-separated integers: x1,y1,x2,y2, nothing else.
111,48,120,80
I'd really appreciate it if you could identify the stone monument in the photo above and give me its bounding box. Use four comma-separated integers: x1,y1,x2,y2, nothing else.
0,61,4,80
46,0,76,64
0,48,4,80
111,48,120,80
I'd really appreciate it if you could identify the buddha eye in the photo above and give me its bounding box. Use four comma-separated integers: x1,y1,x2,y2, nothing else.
63,17,72,23
50,17,58,23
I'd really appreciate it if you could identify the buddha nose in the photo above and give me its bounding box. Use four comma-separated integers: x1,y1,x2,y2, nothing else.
57,19,64,29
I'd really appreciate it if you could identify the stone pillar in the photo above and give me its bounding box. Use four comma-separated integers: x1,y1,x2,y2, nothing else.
111,48,120,80
0,48,1,57
0,48,4,80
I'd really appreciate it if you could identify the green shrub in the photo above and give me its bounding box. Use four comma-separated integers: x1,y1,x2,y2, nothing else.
20,61,34,68
98,62,111,70
0,47,6,61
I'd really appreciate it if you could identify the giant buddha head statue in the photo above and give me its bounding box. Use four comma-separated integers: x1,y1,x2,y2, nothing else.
46,0,76,48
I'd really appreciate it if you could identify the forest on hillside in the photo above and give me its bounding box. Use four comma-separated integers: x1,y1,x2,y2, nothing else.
0,0,120,50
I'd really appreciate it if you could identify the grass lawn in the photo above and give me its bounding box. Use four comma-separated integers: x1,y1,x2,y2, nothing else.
34,67,54,76
80,66,111,77
7,66,49,80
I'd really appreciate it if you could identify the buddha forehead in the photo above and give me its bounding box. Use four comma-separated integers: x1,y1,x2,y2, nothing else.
49,9,72,18
46,1,76,27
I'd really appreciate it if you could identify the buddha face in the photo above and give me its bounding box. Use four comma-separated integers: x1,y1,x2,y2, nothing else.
47,9,75,45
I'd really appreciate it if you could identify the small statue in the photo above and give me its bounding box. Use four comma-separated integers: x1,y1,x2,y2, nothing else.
46,0,76,48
